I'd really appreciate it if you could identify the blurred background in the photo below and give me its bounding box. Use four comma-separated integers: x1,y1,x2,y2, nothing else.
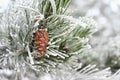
0,0,120,72
70,0,120,72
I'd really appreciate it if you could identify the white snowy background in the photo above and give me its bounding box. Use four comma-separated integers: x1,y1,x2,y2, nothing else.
70,0,120,71
0,0,10,13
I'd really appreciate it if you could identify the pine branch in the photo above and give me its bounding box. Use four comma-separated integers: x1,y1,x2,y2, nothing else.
0,0,95,73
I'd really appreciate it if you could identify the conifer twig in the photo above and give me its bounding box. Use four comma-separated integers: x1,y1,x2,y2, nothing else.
27,43,34,65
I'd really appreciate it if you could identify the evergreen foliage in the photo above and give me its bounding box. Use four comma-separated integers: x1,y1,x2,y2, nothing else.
1,0,120,80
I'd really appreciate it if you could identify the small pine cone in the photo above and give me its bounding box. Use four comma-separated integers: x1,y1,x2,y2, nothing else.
33,29,48,57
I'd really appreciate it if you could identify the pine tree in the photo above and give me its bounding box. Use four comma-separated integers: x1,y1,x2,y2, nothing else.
0,0,120,80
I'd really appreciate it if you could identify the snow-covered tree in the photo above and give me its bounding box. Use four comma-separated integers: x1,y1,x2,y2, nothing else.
0,0,120,80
